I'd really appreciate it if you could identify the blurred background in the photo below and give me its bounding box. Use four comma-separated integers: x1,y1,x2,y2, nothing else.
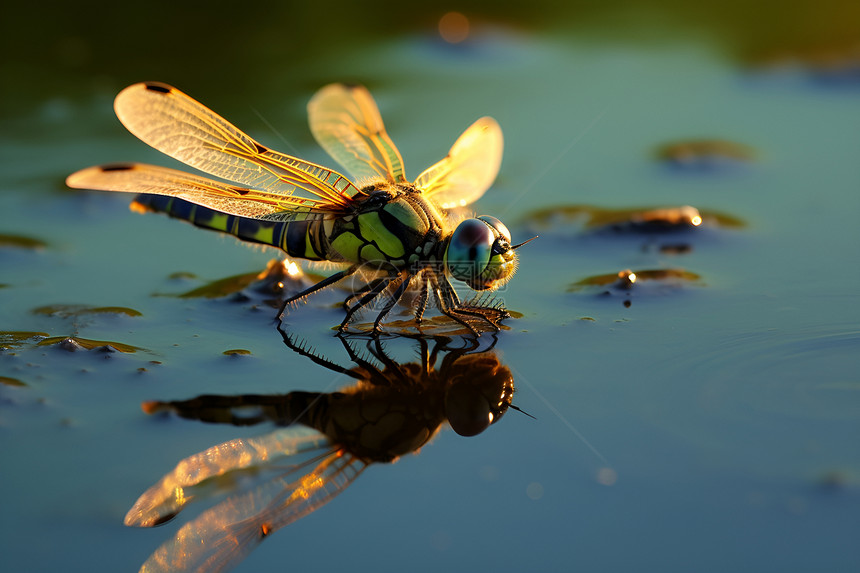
3,0,860,110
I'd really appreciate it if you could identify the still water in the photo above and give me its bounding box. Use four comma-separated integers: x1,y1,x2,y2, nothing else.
2,19,859,573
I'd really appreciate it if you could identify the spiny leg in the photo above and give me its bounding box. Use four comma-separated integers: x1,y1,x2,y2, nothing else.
452,303,506,330
342,276,389,313
371,272,414,332
367,336,412,385
413,272,431,325
436,274,503,331
342,262,400,312
278,264,359,319
430,275,479,336
339,273,399,332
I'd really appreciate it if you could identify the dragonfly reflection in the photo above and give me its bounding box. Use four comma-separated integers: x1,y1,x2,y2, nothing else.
126,331,518,573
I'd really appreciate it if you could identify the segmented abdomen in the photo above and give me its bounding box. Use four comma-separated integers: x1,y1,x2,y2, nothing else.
131,194,329,261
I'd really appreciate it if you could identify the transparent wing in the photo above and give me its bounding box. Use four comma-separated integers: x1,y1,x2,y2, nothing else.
66,163,335,220
110,81,360,209
124,426,331,527
132,431,367,573
414,117,503,209
308,83,408,185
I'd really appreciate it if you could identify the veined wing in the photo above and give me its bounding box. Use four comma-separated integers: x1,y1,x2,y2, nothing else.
308,83,408,185
125,426,331,528
414,117,503,210
133,431,367,573
67,163,335,220
111,82,360,209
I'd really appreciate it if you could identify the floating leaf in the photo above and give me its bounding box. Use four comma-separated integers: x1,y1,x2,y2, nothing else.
31,305,143,317
568,268,703,292
160,259,316,299
172,271,261,299
167,271,198,280
0,376,26,387
655,139,756,168
37,336,144,353
0,331,49,350
522,204,744,232
223,349,252,356
0,233,47,249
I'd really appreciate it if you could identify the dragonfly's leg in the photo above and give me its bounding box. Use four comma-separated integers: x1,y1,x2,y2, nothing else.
342,279,375,311
339,273,398,332
437,275,462,307
413,274,430,324
437,276,503,331
432,276,480,336
366,335,412,386
342,276,389,314
279,264,359,319
452,304,504,330
372,273,414,332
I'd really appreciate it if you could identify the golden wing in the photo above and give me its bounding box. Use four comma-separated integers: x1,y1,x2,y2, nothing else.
414,117,503,209
68,82,360,212
126,427,366,573
124,426,332,527
67,163,326,220
308,83,408,186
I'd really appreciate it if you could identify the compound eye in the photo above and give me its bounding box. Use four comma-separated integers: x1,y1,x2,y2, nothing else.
477,215,512,244
447,219,494,282
445,383,493,437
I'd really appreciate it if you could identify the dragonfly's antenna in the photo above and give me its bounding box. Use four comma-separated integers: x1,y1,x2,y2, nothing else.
511,236,538,250
508,403,537,419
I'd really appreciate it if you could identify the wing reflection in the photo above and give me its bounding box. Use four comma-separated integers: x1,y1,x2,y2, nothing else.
127,331,516,573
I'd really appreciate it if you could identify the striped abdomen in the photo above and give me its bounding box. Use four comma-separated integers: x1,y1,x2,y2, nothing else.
132,194,330,261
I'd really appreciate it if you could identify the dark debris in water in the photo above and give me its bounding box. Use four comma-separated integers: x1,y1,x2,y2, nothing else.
815,469,855,492
0,233,48,250
31,304,143,318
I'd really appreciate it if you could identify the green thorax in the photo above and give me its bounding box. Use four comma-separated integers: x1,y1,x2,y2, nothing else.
325,184,447,268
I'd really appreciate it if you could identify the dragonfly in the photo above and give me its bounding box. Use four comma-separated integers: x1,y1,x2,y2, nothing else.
67,82,531,332
126,331,518,573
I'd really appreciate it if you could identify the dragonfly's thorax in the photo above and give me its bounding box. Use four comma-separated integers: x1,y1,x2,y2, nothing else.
323,183,447,269
291,382,446,463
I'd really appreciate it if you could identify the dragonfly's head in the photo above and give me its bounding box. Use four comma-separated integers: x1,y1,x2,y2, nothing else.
444,353,514,437
444,216,517,291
